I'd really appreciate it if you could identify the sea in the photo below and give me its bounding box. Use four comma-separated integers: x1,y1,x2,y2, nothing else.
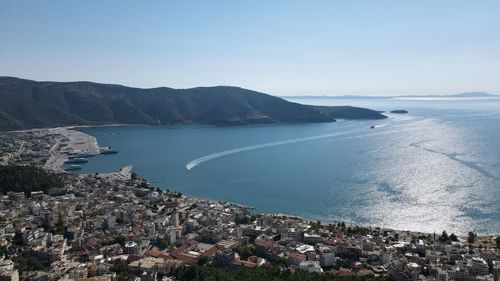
74,97,500,235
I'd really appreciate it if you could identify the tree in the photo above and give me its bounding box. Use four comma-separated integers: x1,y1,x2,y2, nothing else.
161,239,170,249
495,236,500,249
449,233,459,242
53,217,66,236
151,204,158,213
439,231,449,242
12,255,50,273
130,172,138,181
113,235,126,247
335,258,351,269
467,232,476,244
12,231,23,246
0,165,62,196
135,181,149,189
110,260,139,280
197,256,209,266
234,246,255,260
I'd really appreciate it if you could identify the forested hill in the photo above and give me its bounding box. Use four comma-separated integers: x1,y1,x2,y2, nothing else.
0,77,386,131
0,165,62,196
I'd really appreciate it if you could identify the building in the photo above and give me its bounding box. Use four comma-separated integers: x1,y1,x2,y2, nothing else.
471,258,489,276
320,250,336,268
288,252,306,266
170,212,179,228
299,261,323,273
303,233,322,244
125,241,139,255
436,268,449,281
281,228,303,241
213,249,235,268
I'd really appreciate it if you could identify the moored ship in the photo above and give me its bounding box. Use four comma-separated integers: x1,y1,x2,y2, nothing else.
64,164,82,171
68,153,94,159
100,147,119,154
65,158,88,164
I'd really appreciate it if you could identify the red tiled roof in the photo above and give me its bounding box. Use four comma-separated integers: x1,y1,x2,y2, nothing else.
171,252,198,263
288,252,305,262
255,239,273,249
145,249,171,260
232,259,256,268
201,244,223,257
339,268,353,277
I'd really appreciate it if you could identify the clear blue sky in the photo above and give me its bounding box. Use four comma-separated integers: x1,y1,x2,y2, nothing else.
1,1,499,96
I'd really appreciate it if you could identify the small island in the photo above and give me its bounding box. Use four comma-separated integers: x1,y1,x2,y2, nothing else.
390,110,409,114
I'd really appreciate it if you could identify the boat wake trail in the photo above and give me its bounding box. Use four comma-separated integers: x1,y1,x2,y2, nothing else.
186,124,394,168
185,125,409,171
186,130,355,171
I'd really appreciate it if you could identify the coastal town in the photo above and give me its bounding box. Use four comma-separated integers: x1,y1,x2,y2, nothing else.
0,128,499,281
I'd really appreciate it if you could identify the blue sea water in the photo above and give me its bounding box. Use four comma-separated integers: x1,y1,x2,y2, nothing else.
75,97,500,234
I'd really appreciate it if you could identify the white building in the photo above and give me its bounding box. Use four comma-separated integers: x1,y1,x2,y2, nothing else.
125,241,138,255
471,257,489,276
170,212,179,227
299,261,323,273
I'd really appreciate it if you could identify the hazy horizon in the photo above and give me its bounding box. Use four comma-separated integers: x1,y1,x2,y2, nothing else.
3,75,498,97
1,0,500,96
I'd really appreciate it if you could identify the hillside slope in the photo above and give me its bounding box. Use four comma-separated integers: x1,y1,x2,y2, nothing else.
313,105,388,119
0,77,386,131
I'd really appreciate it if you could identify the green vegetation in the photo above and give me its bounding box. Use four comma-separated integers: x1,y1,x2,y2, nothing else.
171,192,183,198
52,217,67,236
234,246,256,260
235,214,258,225
335,222,347,231
113,235,126,247
495,236,499,249
108,263,386,281
313,105,389,120
110,260,140,281
449,233,459,242
135,181,149,189
335,259,352,269
0,165,62,196
0,76,386,131
346,226,371,236
160,239,171,249
12,255,50,273
309,220,322,231
197,256,210,266
467,232,477,244
438,231,459,243
167,265,385,281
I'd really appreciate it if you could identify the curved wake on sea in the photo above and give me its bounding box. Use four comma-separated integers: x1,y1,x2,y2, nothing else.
185,131,345,170
185,125,407,171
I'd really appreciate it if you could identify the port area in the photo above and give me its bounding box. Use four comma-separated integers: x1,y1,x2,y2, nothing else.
95,165,134,181
44,127,100,171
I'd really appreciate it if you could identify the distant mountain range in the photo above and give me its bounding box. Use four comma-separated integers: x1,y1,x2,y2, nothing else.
284,92,499,99
0,77,386,131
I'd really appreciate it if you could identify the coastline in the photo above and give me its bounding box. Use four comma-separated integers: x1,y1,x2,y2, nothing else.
43,127,100,171
41,126,500,237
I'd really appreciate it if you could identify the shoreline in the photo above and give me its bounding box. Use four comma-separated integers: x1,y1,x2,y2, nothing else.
43,127,100,171
41,126,499,237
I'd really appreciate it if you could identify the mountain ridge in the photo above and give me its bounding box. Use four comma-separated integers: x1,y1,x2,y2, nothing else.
0,76,386,131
